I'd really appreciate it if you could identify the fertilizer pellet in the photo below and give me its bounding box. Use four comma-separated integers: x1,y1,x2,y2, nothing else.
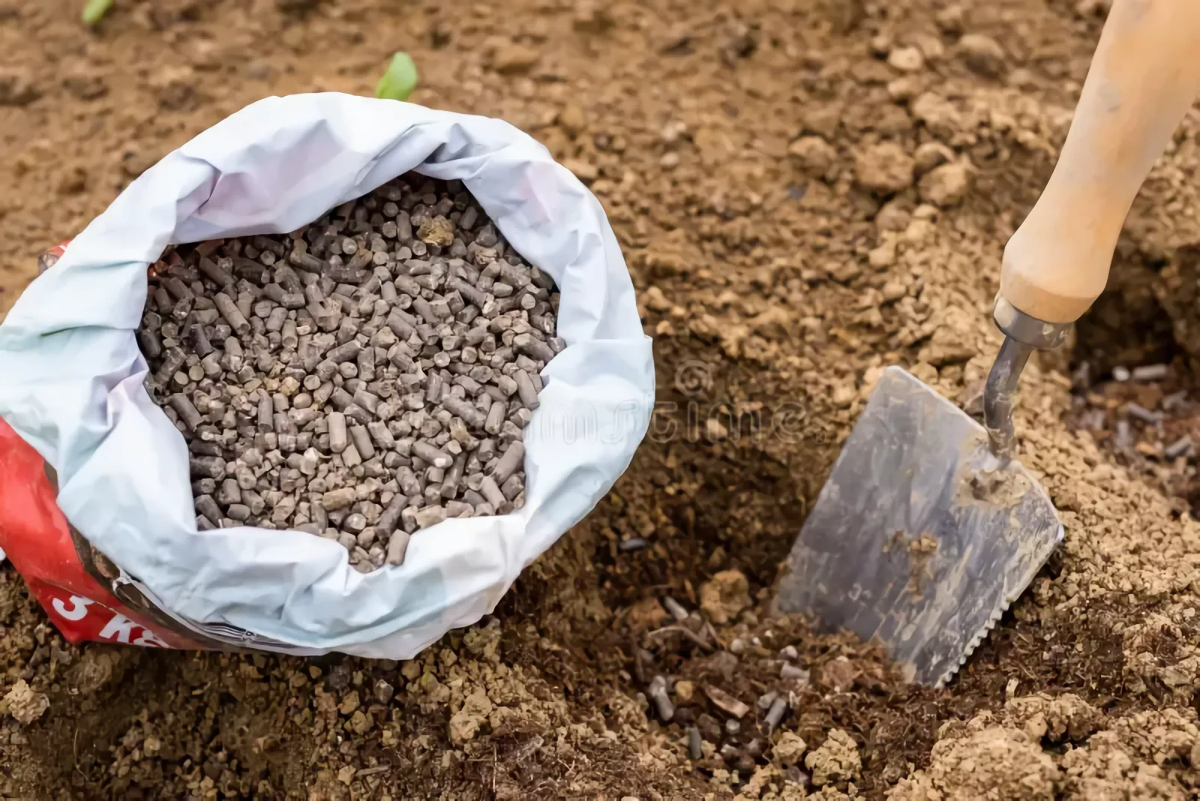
139,176,560,572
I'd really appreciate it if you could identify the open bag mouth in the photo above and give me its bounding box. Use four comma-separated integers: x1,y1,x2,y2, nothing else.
0,93,654,658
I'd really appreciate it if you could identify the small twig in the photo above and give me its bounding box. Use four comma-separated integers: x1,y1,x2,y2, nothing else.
645,625,714,651
74,728,89,782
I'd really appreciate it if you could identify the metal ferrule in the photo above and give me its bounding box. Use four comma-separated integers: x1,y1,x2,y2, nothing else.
991,295,1073,350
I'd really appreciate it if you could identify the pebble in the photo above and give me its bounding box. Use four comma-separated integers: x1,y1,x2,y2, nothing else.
374,679,394,704
887,46,925,72
1112,366,1131,382
492,42,541,75
855,142,915,194
918,162,971,207
958,33,1007,78
913,142,954,174
788,136,838,177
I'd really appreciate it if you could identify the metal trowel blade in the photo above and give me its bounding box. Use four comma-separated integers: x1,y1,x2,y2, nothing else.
774,365,1063,687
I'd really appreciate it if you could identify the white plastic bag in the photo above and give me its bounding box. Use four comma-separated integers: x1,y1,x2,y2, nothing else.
0,93,654,657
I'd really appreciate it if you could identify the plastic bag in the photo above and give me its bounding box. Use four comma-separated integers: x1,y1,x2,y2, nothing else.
0,93,654,657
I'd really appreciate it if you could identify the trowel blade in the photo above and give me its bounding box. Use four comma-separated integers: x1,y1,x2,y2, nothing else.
775,365,1063,688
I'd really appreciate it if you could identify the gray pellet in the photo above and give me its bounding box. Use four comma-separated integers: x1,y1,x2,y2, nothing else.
386,530,411,565
412,441,453,469
195,495,222,523
367,421,395,450
168,394,204,432
500,474,522,501
648,675,674,722
395,466,421,496
352,388,380,415
218,478,242,505
288,248,327,273
439,452,466,499
765,697,788,733
514,370,539,410
322,487,356,511
199,257,235,288
781,663,808,680
138,330,164,360
349,426,376,460
256,394,273,432
377,494,406,536
214,293,250,336
484,401,506,435
491,441,524,484
415,505,447,528
327,341,362,364
266,307,288,332
494,374,519,397
663,596,689,622
190,456,225,480
1165,435,1193,460
157,347,186,380
1126,403,1161,424
688,727,702,760
327,412,348,453
442,395,486,429
1132,363,1169,382
426,372,444,404
479,475,510,513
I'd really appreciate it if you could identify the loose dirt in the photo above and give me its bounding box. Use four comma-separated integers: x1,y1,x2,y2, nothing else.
4,0,1200,798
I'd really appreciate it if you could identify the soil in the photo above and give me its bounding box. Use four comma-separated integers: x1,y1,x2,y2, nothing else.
4,0,1200,799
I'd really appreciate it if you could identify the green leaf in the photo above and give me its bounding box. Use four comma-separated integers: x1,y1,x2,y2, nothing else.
81,0,114,26
375,52,419,102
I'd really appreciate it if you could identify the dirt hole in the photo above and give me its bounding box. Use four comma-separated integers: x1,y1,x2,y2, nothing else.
1067,242,1200,516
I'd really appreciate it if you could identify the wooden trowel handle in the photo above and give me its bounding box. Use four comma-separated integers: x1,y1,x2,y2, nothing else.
1000,0,1200,325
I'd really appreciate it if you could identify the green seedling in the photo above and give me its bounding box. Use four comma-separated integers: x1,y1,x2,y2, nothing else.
82,0,114,26
375,52,419,102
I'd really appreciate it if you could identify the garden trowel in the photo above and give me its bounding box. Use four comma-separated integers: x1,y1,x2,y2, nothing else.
775,0,1200,687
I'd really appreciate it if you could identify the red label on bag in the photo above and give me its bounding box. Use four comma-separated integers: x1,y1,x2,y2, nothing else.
0,418,199,648
2,239,208,650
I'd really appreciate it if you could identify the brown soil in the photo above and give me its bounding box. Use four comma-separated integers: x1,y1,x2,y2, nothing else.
4,0,1200,799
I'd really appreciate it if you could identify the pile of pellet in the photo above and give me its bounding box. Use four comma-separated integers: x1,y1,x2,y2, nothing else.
138,177,562,572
